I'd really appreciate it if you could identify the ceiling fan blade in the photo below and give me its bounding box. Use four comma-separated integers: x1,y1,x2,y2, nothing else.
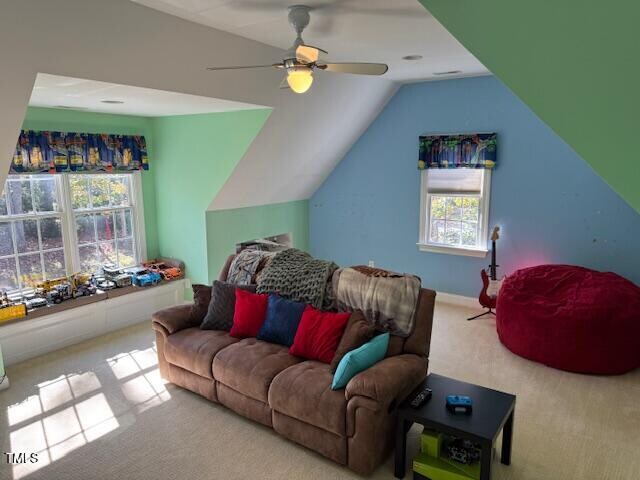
206,64,281,71
317,63,388,75
279,77,290,90
296,45,327,64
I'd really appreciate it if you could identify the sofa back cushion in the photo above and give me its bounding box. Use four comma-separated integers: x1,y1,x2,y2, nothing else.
330,310,375,372
402,289,436,357
290,306,351,364
190,284,211,324
257,294,305,346
200,281,256,331
229,289,268,338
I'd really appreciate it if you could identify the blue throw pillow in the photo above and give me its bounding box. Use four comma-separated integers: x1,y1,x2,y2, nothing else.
257,294,306,346
331,332,390,390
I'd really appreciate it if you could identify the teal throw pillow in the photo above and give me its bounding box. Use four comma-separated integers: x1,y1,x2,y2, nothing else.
331,332,390,390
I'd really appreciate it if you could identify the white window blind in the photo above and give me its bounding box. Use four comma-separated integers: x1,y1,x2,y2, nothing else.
426,169,484,194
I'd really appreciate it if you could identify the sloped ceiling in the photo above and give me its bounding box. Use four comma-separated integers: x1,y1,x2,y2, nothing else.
0,0,395,211
420,0,640,213
129,0,488,82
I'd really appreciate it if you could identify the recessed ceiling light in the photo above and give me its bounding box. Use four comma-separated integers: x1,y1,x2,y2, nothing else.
433,70,462,76
100,100,125,104
402,55,423,61
53,105,88,110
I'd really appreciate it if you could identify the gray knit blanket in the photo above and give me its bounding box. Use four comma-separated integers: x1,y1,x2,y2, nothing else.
256,249,338,310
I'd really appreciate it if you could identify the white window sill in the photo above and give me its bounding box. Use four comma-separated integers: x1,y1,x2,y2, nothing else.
417,242,488,258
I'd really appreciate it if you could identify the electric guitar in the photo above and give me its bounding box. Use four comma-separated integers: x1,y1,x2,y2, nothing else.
478,226,503,309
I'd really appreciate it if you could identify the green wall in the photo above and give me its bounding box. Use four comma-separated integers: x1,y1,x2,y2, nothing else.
205,200,309,282
19,107,311,292
22,107,160,258
151,109,271,285
420,0,640,213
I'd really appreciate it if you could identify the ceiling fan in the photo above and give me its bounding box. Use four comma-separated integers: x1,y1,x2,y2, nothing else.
206,4,388,94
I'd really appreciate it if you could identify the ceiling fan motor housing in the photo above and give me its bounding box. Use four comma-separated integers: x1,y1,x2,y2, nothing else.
287,5,312,58
288,5,311,35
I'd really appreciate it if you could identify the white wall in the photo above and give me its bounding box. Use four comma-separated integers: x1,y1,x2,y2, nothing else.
0,0,397,210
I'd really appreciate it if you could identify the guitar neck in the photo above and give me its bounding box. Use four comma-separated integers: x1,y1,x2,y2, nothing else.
490,240,497,280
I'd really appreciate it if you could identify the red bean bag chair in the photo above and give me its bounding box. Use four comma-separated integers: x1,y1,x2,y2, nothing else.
496,265,640,375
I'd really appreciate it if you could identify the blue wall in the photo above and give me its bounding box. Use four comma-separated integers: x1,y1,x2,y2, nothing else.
309,76,640,297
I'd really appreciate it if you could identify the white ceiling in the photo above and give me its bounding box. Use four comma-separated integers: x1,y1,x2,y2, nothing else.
129,0,489,82
30,73,263,117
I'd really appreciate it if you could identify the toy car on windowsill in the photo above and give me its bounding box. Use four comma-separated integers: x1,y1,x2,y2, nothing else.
75,282,98,297
0,302,28,322
94,276,116,290
126,267,162,287
101,265,133,288
25,297,48,310
142,260,183,281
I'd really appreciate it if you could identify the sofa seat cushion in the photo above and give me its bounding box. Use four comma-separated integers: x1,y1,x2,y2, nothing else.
164,328,239,379
269,361,346,436
213,338,301,403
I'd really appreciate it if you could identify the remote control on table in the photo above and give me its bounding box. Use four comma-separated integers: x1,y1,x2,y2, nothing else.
410,387,432,408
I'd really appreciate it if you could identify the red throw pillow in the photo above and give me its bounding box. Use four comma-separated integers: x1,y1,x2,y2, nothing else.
229,289,268,338
290,306,351,363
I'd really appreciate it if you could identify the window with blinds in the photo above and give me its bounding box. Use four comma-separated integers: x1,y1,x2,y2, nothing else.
419,169,491,257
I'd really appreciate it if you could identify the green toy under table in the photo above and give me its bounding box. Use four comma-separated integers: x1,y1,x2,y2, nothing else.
395,374,516,480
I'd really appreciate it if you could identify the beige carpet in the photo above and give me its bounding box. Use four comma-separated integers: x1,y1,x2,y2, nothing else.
1,300,639,480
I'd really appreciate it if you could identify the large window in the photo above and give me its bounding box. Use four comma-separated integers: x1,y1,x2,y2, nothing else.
0,176,66,290
0,173,144,294
69,175,137,273
418,169,491,257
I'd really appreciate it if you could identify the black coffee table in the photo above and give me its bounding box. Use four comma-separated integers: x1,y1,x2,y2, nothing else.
395,373,515,480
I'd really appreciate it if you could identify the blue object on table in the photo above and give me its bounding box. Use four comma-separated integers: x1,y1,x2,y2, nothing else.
446,395,473,414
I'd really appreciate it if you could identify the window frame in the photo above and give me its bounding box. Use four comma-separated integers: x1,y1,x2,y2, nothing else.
0,172,146,296
417,169,491,258
62,173,146,273
0,175,68,291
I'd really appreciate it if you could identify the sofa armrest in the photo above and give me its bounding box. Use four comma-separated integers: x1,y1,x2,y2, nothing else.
345,354,428,408
151,304,197,335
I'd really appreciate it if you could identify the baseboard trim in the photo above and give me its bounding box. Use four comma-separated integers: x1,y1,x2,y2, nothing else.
435,292,480,309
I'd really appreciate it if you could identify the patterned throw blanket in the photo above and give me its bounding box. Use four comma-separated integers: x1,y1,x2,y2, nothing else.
332,266,421,337
257,249,338,310
226,249,276,285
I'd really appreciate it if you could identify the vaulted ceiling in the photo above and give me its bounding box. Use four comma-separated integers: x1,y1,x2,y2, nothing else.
130,0,488,82
0,0,396,211
420,0,640,213
1,0,491,215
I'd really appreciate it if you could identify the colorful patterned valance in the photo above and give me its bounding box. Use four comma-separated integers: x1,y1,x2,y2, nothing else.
11,130,149,174
418,133,497,170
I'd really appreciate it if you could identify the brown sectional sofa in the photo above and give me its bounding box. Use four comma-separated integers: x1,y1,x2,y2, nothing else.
152,261,435,475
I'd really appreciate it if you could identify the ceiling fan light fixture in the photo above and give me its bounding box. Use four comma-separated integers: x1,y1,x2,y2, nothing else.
286,67,313,94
